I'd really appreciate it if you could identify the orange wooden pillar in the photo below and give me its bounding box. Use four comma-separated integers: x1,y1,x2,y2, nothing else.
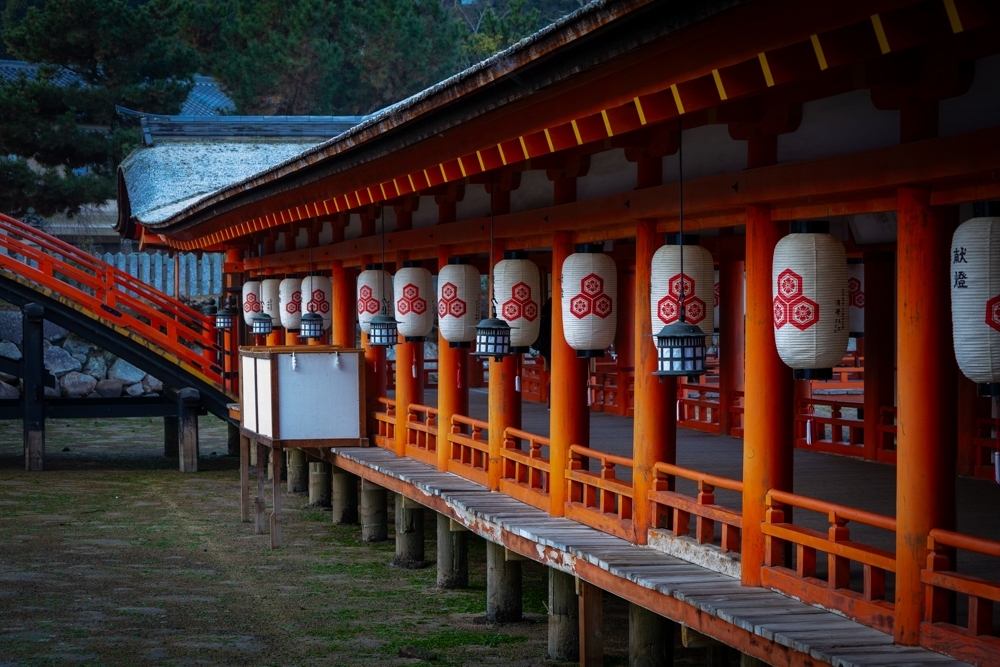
741,205,794,587
550,232,589,516
437,248,470,472
394,336,423,457
861,251,895,460
331,261,356,348
615,253,636,417
488,245,521,490
717,259,744,436
894,188,958,645
632,220,674,543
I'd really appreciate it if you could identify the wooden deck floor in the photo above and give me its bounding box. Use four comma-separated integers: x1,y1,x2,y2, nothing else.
330,445,970,667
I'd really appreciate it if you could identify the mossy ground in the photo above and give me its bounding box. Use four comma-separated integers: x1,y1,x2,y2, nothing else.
0,416,660,666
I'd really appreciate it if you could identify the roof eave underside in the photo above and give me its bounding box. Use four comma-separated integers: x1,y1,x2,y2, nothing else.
138,0,748,238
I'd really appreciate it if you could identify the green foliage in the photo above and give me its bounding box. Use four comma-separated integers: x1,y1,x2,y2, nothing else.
0,0,198,217
457,0,542,65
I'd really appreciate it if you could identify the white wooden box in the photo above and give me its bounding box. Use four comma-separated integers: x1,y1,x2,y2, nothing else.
239,346,366,448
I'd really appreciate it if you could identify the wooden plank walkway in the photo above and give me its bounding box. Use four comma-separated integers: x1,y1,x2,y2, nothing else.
330,445,969,667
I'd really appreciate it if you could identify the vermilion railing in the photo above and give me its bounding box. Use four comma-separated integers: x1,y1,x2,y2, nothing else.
565,444,635,541
0,212,222,386
649,462,743,553
921,529,1000,666
795,397,865,456
677,381,722,434
447,414,489,486
386,359,438,390
499,427,551,511
521,357,549,404
373,397,396,449
762,489,897,633
404,404,438,467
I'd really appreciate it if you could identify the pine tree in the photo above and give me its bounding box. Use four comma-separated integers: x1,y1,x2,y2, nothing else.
0,0,199,218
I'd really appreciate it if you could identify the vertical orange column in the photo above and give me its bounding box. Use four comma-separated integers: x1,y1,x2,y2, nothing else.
862,252,895,460
549,232,589,516
224,248,242,395
632,220,674,543
741,205,794,587
394,338,422,457
895,188,958,645
718,259,745,435
331,261,356,348
615,254,636,417
487,246,521,490
436,248,469,472
362,331,386,437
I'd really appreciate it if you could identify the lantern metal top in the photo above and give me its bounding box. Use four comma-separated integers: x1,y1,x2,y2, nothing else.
214,306,235,330
299,311,325,340
251,312,273,336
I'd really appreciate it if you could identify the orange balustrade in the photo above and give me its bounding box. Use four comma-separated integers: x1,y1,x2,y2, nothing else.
404,404,438,467
565,444,635,541
677,381,722,434
762,490,897,633
728,390,745,438
373,397,396,449
649,462,743,553
795,397,865,456
446,414,490,486
386,358,439,390
499,427,551,512
971,418,1000,481
521,356,549,404
921,529,1000,667
0,213,222,387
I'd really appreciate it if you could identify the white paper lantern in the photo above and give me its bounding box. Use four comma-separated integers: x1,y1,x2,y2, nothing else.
394,264,435,341
951,214,1000,394
242,280,262,326
260,278,282,327
562,245,617,357
772,222,849,378
438,260,481,346
714,268,720,333
651,237,715,337
357,267,394,334
279,277,303,330
847,260,865,337
494,252,541,349
301,275,332,331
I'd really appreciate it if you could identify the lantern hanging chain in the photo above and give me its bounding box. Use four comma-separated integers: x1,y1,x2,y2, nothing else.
307,244,315,314
489,172,496,319
677,117,686,323
380,205,389,316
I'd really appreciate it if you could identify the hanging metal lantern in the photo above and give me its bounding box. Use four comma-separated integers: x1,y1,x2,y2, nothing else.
654,320,708,376
438,259,481,348
474,317,512,361
242,280,262,326
394,262,435,342
494,251,541,351
368,314,398,347
847,259,865,338
260,278,282,328
279,277,303,330
299,311,325,340
651,234,715,338
772,221,849,380
357,266,394,334
214,304,235,330
251,312,273,336
561,243,617,358
951,204,1000,396
301,274,332,331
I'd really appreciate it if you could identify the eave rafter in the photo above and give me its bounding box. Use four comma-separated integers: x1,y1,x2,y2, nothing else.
162,0,996,252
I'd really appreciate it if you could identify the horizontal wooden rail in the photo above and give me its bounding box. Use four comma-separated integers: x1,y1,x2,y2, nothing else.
921,529,1000,666
499,427,551,512
650,461,743,553
372,397,396,450
387,358,439,390
565,444,635,541
446,413,489,487
762,489,896,634
795,397,865,455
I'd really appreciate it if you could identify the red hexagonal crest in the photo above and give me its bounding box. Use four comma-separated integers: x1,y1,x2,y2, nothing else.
512,282,532,303
570,294,592,319
658,296,678,324
685,298,706,324
777,269,803,300
593,293,613,318
521,301,538,322
987,295,1000,333
848,277,865,309
360,285,373,300
502,300,522,321
403,284,419,300
714,282,720,308
581,273,604,297
788,296,819,331
285,291,302,314
668,273,695,298
449,299,467,318
441,282,458,300
773,300,787,328
365,297,380,314
244,293,261,313
438,300,448,317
